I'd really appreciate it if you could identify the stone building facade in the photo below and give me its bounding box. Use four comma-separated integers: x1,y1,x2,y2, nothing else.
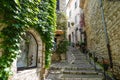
66,0,83,45
81,0,120,79
57,0,66,12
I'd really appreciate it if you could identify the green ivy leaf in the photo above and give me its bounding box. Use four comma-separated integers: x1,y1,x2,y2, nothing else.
38,0,41,2
0,0,57,79
14,0,21,8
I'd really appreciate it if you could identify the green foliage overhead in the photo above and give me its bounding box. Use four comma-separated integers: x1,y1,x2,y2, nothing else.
56,12,67,30
56,12,67,38
38,0,56,68
0,0,56,80
56,40,68,54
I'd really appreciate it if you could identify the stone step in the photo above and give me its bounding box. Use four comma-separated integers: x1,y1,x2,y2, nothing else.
61,78,103,80
46,73,103,80
50,66,95,73
46,74,103,80
72,60,89,64
64,66,95,70
50,63,94,69
73,54,82,57
61,74,103,80
73,52,84,54
46,73,62,80
62,69,98,75
50,66,63,69
75,58,87,60
50,67,95,71
49,70,62,74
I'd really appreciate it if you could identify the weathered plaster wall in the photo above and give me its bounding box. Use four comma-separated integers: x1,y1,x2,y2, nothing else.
59,0,66,12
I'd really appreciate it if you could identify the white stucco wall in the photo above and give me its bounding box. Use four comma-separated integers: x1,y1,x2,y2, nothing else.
66,0,69,4
66,0,83,44
59,0,66,12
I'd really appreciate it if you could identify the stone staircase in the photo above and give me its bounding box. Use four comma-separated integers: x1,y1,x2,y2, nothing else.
46,47,103,80
61,66,102,80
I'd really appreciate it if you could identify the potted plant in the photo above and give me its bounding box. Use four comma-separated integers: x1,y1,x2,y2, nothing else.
102,59,109,71
55,40,68,60
71,22,74,26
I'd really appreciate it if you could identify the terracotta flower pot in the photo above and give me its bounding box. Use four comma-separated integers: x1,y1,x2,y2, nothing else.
102,59,109,71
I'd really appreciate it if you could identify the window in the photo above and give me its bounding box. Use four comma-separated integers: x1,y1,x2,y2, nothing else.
69,10,71,18
17,32,38,70
68,22,70,27
75,1,77,9
57,0,60,10
75,15,77,23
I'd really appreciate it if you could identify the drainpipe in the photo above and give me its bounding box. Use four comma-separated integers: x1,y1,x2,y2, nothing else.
99,0,113,68
79,28,82,43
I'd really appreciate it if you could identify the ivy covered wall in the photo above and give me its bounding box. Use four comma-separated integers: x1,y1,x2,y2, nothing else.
0,0,56,80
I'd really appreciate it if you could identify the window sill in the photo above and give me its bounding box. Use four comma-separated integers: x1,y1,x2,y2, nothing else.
17,68,41,75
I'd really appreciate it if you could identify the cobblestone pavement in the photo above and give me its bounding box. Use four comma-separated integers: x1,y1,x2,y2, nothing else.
45,46,103,80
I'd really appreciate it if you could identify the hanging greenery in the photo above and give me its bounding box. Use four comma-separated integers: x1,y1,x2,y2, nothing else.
0,0,56,80
56,12,67,30
56,12,67,38
37,0,56,68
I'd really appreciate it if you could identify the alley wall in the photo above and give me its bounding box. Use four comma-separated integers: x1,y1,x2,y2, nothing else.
84,0,120,79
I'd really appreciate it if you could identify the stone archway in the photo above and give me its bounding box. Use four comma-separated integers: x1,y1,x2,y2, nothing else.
10,28,45,80
28,29,46,80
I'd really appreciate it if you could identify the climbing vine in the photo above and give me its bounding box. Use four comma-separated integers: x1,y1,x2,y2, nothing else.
0,0,56,80
38,0,56,67
56,12,67,38
56,12,67,30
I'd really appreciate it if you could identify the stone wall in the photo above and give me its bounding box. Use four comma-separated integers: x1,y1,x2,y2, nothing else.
83,0,120,79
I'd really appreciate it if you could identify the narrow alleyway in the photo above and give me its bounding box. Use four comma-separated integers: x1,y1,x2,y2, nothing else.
46,46,103,80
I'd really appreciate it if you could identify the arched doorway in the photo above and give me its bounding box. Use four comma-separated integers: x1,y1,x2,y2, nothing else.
11,29,45,80
17,32,38,69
